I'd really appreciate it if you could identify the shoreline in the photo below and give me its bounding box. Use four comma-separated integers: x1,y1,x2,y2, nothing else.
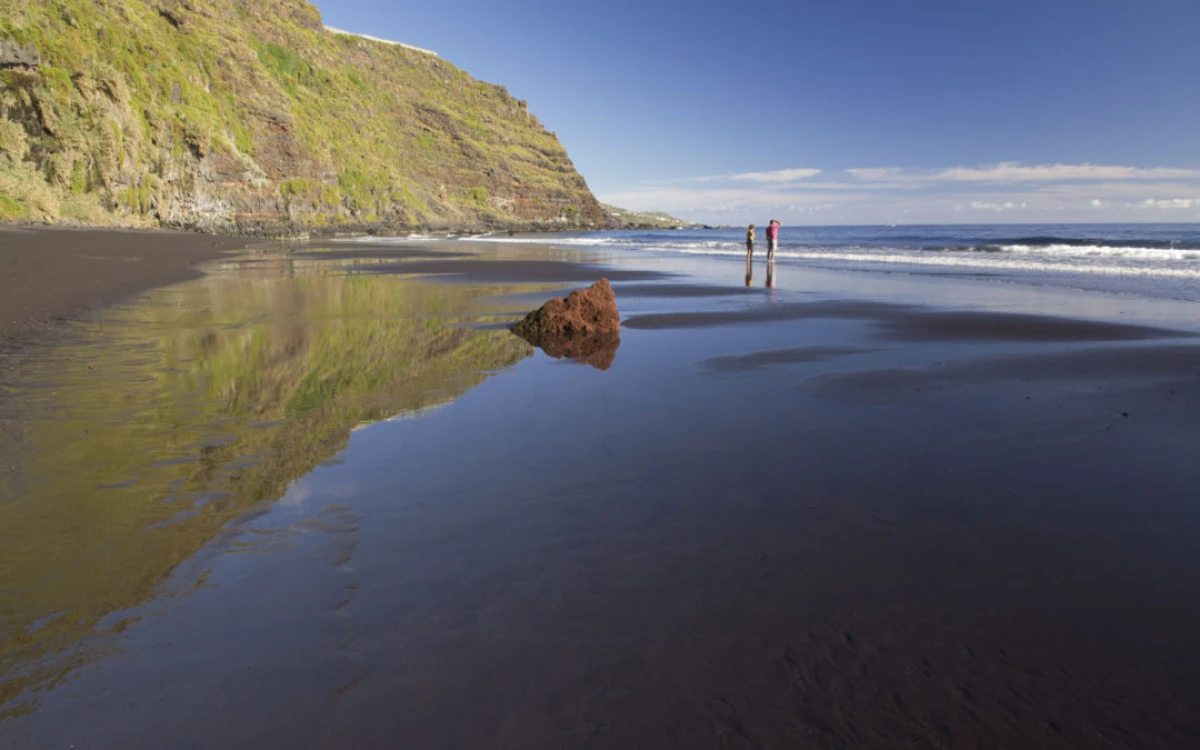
0,226,253,345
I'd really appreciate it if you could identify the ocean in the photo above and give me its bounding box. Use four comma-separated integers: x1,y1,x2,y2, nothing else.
461,223,1200,301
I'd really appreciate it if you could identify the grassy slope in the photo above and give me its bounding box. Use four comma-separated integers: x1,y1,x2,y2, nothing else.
0,0,604,233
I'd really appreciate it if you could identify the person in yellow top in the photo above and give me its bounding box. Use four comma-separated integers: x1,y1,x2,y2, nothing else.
746,224,756,258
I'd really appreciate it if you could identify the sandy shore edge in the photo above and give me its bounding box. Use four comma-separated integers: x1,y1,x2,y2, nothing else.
0,226,255,344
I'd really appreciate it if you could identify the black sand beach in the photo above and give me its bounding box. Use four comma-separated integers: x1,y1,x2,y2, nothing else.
0,226,246,342
2,230,1200,748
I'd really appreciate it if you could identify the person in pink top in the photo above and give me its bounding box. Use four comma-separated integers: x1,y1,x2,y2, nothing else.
766,219,781,261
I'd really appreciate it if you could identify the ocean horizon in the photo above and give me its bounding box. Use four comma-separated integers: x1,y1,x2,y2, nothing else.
428,222,1200,302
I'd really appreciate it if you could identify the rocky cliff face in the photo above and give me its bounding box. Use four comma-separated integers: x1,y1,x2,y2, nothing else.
0,0,605,234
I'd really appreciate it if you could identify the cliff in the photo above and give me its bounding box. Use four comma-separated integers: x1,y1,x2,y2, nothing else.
0,0,605,234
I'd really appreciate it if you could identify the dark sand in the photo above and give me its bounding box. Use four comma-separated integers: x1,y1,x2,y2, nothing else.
623,299,911,329
879,309,1195,342
0,226,245,342
700,346,877,373
480,283,759,316
3,235,1200,749
810,343,1200,396
355,258,671,283
615,282,761,298
626,300,1194,342
288,246,475,262
0,227,247,483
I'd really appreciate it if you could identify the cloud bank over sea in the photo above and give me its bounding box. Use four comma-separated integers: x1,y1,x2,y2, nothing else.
601,162,1200,225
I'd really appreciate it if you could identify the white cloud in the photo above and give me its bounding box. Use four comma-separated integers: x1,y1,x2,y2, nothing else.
600,162,1200,224
935,163,1200,182
969,200,1028,212
728,168,823,183
845,167,905,181
1134,198,1199,209
598,186,862,214
841,163,1200,185
681,168,822,184
1036,181,1200,198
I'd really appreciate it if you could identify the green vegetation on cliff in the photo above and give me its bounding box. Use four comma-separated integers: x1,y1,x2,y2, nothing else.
0,0,604,233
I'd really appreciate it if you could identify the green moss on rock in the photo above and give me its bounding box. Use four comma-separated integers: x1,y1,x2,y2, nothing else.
0,192,27,220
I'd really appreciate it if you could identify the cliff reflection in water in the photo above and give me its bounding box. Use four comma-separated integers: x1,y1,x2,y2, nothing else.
0,268,532,718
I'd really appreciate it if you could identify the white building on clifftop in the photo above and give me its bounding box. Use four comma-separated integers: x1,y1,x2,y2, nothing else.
324,26,438,57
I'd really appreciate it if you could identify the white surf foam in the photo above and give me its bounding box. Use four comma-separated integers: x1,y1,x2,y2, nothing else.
333,234,437,243
999,244,1200,261
657,245,1200,279
334,232,1200,281
465,234,634,246
782,250,1200,279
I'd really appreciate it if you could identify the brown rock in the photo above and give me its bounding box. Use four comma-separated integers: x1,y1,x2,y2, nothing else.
0,41,41,70
512,279,620,370
512,279,620,339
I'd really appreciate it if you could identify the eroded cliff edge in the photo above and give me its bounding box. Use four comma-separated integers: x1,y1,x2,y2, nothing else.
0,0,605,234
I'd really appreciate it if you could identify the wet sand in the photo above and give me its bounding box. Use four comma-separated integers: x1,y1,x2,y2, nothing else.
700,346,877,373
0,226,247,342
625,300,1195,341
355,257,671,283
0,227,250,496
2,235,1200,748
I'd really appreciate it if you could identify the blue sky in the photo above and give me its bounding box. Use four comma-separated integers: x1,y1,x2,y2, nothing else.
317,0,1200,224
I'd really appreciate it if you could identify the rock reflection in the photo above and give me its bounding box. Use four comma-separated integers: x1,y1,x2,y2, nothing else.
0,270,531,718
521,332,621,371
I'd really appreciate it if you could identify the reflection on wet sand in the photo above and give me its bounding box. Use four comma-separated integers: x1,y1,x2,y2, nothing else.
515,331,621,370
0,268,531,717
